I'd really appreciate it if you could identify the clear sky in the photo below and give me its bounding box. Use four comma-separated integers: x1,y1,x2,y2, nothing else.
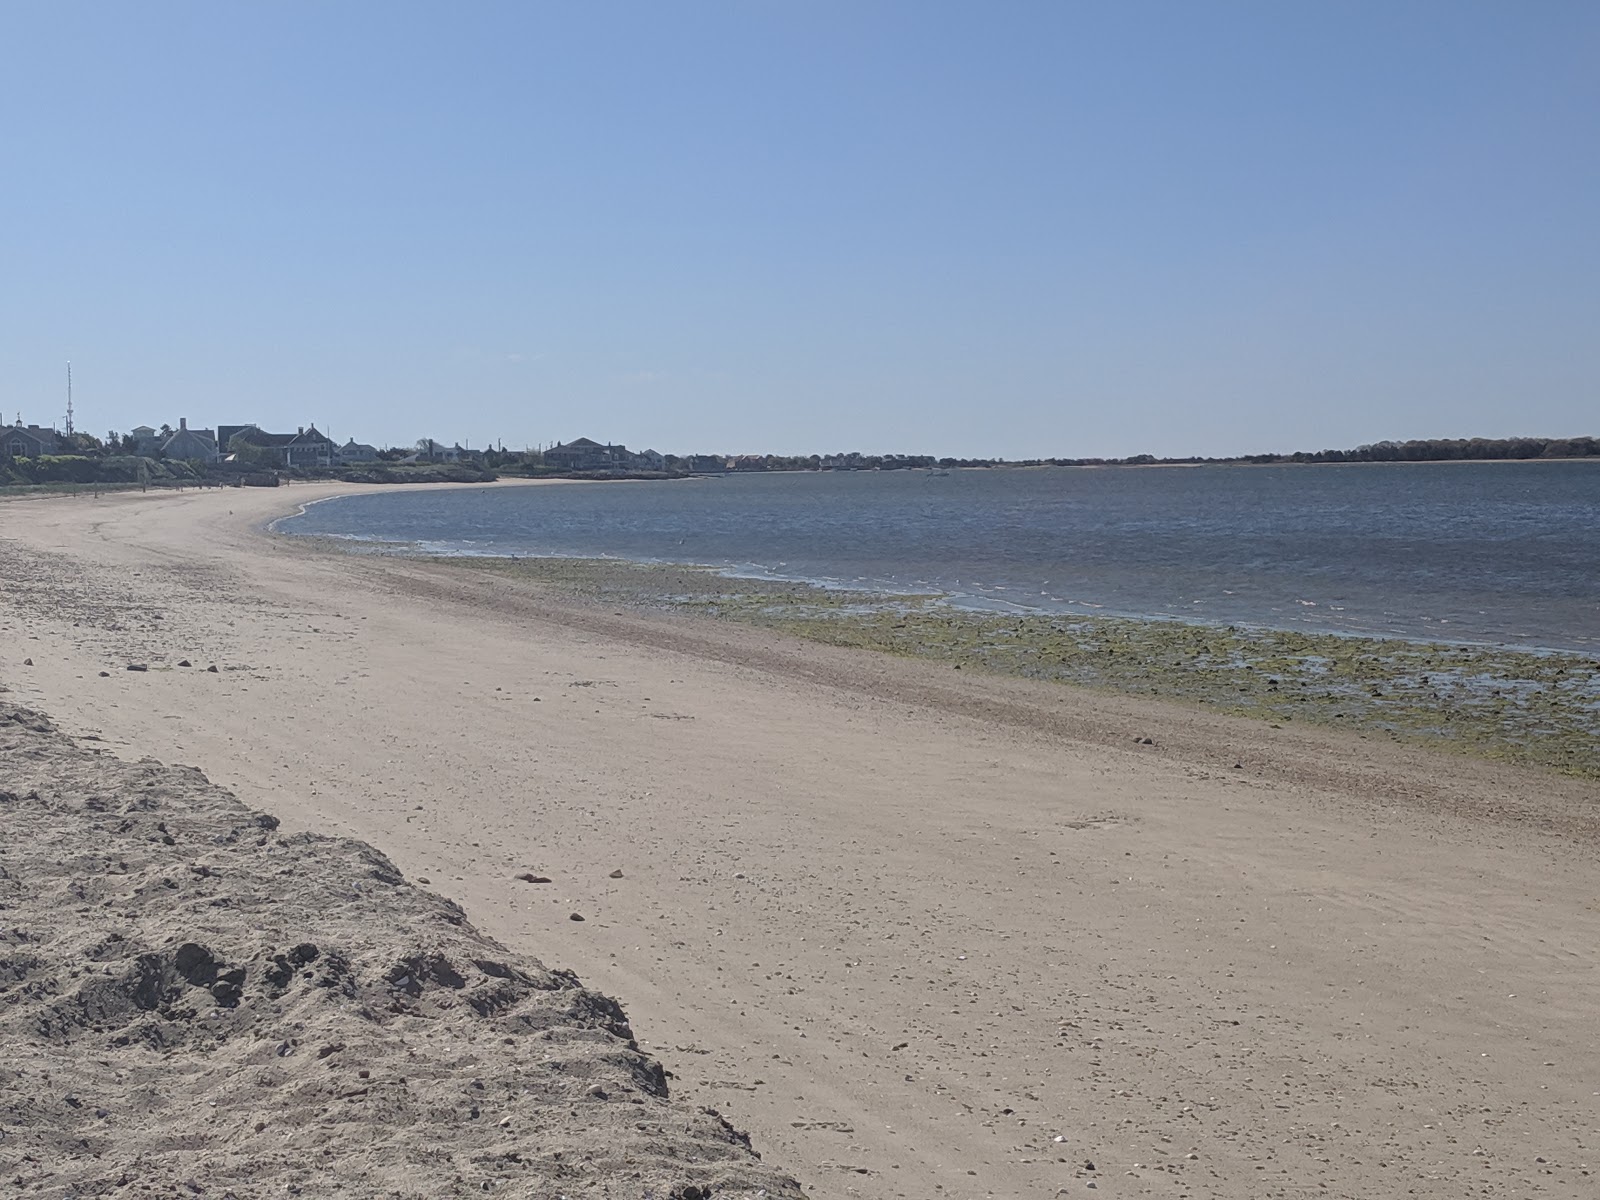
3,1,1596,459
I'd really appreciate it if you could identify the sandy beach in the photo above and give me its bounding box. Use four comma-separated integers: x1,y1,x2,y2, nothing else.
3,481,1598,1199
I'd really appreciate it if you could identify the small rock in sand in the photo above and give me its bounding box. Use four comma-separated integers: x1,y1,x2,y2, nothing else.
98,671,109,677
21,659,32,667
516,873,552,884
206,665,219,673
609,869,624,879
126,663,148,672
569,912,585,922
178,660,192,668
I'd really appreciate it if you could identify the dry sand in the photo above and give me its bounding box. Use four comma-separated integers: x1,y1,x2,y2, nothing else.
2,482,1598,1199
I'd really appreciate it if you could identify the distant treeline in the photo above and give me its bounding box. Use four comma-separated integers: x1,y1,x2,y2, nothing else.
1057,436,1600,468
654,436,1599,473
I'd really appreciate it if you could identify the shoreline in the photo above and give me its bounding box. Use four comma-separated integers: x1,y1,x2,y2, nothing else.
4,483,1599,1197
271,474,1599,661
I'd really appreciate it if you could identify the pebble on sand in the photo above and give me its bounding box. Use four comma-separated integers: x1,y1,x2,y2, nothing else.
608,869,624,879
569,912,586,922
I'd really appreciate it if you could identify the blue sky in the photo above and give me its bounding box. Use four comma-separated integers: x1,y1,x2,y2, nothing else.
3,1,1596,458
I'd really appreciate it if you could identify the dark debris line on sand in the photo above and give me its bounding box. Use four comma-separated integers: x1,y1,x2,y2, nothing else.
432,555,1600,780
0,702,801,1200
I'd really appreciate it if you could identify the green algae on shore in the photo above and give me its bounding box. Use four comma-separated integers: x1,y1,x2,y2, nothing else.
428,555,1600,780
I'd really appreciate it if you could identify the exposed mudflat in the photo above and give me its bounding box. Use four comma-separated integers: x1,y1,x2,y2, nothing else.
0,702,800,1200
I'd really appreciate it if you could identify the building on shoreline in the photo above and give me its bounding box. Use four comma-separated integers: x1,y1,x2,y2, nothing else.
160,418,220,462
221,424,336,469
3,422,61,458
337,439,380,464
543,438,672,472
544,437,629,471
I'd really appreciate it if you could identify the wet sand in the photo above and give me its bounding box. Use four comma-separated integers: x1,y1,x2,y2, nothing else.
3,482,1598,1199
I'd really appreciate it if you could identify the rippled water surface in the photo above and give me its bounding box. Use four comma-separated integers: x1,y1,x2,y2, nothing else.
277,462,1600,653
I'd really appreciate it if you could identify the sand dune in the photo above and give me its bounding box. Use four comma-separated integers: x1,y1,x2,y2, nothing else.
0,701,799,1198
2,482,1597,1199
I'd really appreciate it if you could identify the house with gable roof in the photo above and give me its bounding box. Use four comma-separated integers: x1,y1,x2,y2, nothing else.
544,437,629,471
336,438,381,464
160,418,221,462
3,422,61,458
221,423,336,469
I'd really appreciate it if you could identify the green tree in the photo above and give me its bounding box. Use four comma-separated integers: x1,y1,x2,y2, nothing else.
227,433,274,467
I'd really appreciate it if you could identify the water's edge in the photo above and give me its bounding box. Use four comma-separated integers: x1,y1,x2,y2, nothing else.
379,549,1600,780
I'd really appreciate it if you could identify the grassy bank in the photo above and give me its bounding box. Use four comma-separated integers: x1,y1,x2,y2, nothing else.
1,481,144,497
421,555,1600,779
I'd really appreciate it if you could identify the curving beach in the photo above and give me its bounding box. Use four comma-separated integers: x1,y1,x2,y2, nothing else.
3,481,1598,1198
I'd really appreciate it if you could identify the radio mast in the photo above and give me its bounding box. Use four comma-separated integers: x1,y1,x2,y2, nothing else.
64,362,75,435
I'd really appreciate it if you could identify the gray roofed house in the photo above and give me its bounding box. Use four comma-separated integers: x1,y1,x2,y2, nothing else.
336,439,381,464
3,423,61,458
545,437,628,471
224,424,336,469
160,418,220,462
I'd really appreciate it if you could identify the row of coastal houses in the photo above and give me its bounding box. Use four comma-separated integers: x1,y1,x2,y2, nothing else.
145,420,372,467
176,421,380,468
2,415,384,468
10,420,674,474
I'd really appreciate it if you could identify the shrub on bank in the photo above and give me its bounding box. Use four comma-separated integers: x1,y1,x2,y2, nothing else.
335,464,497,484
0,455,201,487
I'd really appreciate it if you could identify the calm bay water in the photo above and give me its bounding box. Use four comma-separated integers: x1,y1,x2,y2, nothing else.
277,462,1600,654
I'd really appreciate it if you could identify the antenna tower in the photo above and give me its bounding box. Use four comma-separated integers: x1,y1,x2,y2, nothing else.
65,362,75,435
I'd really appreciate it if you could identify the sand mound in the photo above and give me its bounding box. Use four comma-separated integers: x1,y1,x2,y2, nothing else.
0,703,800,1199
